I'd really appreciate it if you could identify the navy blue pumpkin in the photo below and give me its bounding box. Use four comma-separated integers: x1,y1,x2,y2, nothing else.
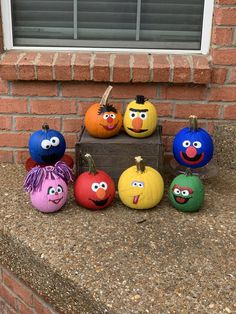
29,123,66,164
173,115,214,168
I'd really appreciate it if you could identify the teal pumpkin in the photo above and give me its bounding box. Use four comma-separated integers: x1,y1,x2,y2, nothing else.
168,170,204,212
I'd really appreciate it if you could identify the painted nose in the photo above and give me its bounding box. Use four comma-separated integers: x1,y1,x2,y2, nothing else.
132,117,143,130
107,116,113,123
186,146,197,158
55,192,58,195
96,188,106,200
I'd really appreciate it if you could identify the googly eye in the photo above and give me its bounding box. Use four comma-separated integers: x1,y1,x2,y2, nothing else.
173,188,181,195
182,140,191,148
181,190,190,197
110,113,116,119
91,183,100,192
193,141,202,148
48,187,56,195
99,182,108,190
103,114,110,120
50,136,60,147
57,185,63,194
140,112,147,120
41,139,51,150
129,112,138,119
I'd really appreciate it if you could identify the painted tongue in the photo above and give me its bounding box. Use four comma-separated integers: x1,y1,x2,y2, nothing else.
176,197,186,204
133,195,140,204
107,124,115,130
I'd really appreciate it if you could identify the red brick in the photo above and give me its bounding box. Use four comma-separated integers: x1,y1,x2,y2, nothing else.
62,82,108,97
18,52,38,80
154,103,173,117
211,67,227,84
160,85,206,100
0,116,12,130
63,118,83,132
16,299,34,314
15,117,61,131
171,56,191,83
132,54,150,82
212,48,236,65
229,68,236,83
0,98,28,113
160,119,207,136
112,83,157,99
54,52,72,80
216,0,236,3
175,104,220,119
0,300,16,314
192,56,211,84
152,55,170,82
33,295,57,314
0,51,22,80
0,78,8,94
12,82,58,96
93,53,110,82
0,133,29,147
77,101,123,116
73,53,91,81
223,105,236,119
30,99,76,114
113,54,131,83
0,283,16,309
214,8,236,26
212,27,233,45
64,133,77,148
162,135,174,152
15,150,30,163
0,150,13,162
2,270,33,306
36,52,54,80
208,86,236,101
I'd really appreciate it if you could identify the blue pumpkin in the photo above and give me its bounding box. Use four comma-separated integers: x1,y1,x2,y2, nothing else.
29,123,66,164
173,116,214,168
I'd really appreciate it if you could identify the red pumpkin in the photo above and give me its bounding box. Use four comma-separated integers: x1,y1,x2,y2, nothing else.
74,153,115,210
84,86,122,138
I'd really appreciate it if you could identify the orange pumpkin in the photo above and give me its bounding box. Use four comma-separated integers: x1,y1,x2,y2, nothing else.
84,86,122,138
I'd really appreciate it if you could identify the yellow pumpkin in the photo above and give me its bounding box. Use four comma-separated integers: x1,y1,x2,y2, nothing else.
118,156,164,209
123,95,157,138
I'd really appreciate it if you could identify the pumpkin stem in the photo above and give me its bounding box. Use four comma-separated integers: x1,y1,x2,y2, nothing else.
185,168,193,176
189,115,198,131
42,123,49,131
135,156,145,173
84,153,97,175
100,85,113,106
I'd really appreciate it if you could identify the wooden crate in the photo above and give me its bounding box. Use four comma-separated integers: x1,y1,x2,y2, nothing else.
75,126,164,186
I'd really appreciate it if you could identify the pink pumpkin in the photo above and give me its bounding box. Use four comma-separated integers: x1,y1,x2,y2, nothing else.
24,161,73,213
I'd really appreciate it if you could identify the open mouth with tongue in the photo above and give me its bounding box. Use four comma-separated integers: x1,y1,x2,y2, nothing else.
133,195,140,204
174,195,190,204
180,150,204,165
49,197,63,204
100,122,119,131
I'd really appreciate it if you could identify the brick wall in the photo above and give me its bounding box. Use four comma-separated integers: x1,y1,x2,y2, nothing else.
0,0,235,164
0,267,59,314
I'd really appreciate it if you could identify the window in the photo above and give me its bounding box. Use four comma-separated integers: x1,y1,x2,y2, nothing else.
2,0,214,53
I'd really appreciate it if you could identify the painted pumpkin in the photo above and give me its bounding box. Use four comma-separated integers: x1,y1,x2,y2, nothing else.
118,156,164,209
173,115,214,168
29,123,66,164
74,153,115,210
24,161,73,213
84,86,122,138
123,95,157,138
168,169,204,212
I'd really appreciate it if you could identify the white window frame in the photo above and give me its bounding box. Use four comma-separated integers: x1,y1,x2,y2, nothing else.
1,0,214,55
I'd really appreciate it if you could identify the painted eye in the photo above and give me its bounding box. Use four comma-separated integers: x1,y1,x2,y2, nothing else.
129,112,138,119
173,188,181,195
132,181,138,187
140,112,147,120
132,181,144,188
110,113,116,119
57,185,63,193
91,183,100,192
138,182,144,188
181,190,190,197
41,139,51,149
193,141,202,148
103,114,110,120
99,182,108,190
48,187,56,195
50,136,60,147
182,140,191,148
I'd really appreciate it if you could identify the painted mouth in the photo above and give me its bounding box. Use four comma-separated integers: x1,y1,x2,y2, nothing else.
128,128,148,133
133,195,140,204
174,195,190,204
49,197,63,204
90,196,110,207
100,122,119,131
180,151,204,165
42,153,58,163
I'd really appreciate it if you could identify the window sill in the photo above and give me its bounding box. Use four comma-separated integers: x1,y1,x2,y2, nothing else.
0,51,211,84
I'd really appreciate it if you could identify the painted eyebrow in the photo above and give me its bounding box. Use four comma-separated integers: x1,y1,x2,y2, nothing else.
129,108,148,112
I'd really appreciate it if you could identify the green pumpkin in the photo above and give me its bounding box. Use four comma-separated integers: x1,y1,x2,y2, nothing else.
168,170,204,212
